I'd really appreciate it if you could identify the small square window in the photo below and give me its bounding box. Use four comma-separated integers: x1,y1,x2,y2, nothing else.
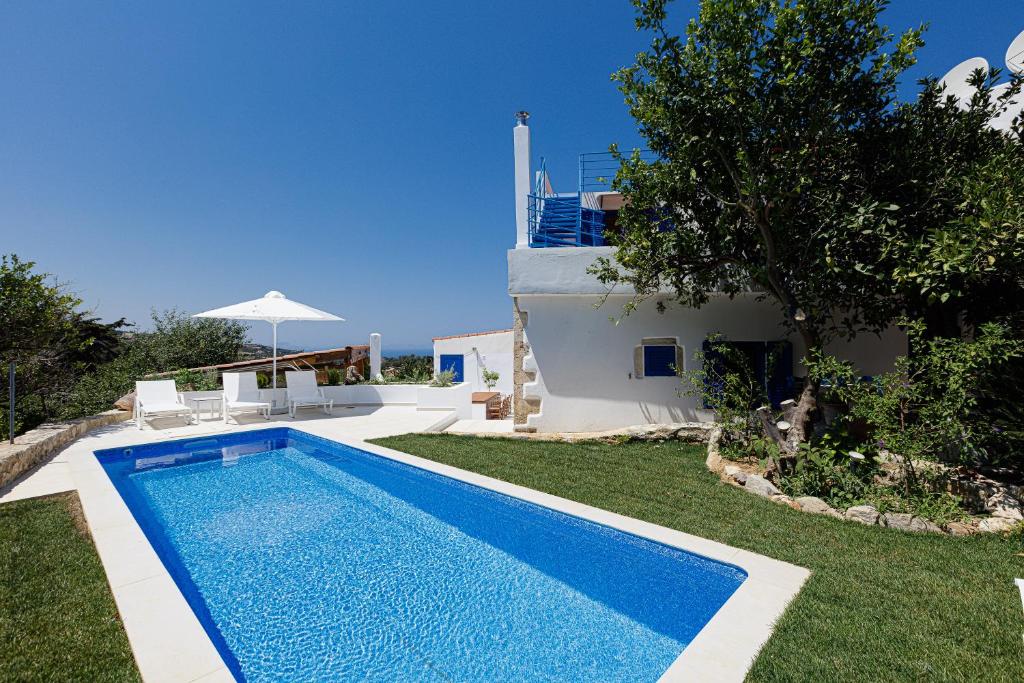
643,345,677,377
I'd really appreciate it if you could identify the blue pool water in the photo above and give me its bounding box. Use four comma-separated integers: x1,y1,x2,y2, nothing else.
96,428,745,682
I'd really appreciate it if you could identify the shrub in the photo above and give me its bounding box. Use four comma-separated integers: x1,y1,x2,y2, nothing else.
326,368,343,386
173,369,218,392
430,369,456,388
810,320,1023,476
482,369,500,390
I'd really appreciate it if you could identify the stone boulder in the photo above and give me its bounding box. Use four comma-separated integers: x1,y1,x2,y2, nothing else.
881,512,941,533
985,491,1023,521
795,496,842,518
771,494,802,510
943,521,975,537
724,465,747,485
114,391,135,412
745,474,781,498
979,517,1018,534
844,505,880,525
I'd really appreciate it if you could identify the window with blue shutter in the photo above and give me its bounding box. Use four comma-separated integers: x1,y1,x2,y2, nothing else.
642,345,677,377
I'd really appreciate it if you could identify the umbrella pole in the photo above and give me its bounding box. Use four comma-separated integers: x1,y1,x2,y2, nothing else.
272,321,278,392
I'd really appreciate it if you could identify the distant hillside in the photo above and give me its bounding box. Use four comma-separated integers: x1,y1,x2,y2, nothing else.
239,342,300,359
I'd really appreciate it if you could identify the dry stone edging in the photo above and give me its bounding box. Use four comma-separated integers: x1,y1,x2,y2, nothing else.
0,410,131,489
458,422,716,444
705,432,1016,536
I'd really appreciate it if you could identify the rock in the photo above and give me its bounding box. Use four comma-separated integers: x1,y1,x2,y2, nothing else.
944,521,975,537
705,426,723,474
979,517,1018,534
881,512,925,532
114,391,135,412
771,494,802,510
744,474,781,498
796,496,843,518
724,465,747,485
880,513,942,533
845,505,880,525
986,491,1024,521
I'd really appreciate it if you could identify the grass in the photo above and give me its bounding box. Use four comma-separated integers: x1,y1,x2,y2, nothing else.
0,493,141,683
372,434,1024,682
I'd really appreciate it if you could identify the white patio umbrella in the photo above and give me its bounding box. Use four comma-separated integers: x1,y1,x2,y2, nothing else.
193,291,344,390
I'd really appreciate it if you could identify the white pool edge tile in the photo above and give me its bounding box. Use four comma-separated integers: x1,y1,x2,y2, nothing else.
74,425,810,683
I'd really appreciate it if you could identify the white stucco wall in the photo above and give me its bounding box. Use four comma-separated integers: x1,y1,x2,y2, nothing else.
518,293,906,433
433,331,514,395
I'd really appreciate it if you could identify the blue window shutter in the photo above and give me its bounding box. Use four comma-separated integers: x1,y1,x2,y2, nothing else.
643,345,676,377
439,354,464,383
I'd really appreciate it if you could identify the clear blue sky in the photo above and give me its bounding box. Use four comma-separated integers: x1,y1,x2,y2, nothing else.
1,1,1020,353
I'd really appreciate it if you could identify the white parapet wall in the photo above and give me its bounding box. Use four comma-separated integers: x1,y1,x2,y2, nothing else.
416,383,473,419
180,383,472,418
321,384,419,405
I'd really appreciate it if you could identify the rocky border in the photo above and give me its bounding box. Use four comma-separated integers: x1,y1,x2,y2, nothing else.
704,427,1021,536
443,422,715,444
0,410,131,489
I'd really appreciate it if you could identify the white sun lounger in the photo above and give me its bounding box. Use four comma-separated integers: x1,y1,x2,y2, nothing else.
135,380,193,429
222,372,271,424
285,371,333,418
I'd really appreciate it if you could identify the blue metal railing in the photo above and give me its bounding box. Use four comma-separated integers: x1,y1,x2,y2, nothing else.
527,150,653,248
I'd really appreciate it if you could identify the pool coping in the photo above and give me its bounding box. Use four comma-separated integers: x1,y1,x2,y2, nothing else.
71,425,810,683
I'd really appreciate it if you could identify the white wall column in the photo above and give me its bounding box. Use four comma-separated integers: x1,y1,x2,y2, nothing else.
369,332,382,381
513,111,531,248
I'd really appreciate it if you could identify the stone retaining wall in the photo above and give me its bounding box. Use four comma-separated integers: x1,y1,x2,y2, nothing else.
0,410,131,489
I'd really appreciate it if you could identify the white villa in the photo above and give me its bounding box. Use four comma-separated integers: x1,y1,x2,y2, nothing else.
504,112,906,433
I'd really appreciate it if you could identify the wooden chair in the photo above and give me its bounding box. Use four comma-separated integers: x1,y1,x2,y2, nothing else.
498,394,512,420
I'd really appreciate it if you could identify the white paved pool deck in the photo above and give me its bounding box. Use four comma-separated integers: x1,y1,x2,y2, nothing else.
1,407,809,683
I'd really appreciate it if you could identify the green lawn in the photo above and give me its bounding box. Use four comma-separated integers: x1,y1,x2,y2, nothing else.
372,434,1024,682
0,493,141,683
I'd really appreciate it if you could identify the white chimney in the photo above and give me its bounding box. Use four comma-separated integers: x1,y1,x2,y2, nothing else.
513,111,531,248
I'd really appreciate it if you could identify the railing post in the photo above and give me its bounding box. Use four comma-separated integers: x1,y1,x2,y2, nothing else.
8,362,14,445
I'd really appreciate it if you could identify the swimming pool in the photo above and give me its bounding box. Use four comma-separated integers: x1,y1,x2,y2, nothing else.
96,428,746,682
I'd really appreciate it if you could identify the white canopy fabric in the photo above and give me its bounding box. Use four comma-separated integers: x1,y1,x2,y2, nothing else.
194,291,344,390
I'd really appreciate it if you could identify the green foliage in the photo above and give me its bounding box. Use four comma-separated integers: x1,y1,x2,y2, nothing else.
377,355,432,384
430,369,456,388
1,255,89,438
62,310,247,420
256,372,271,389
481,368,500,390
326,368,343,386
134,309,247,373
811,320,1023,468
172,369,218,392
680,336,767,454
593,0,923,353
781,432,876,509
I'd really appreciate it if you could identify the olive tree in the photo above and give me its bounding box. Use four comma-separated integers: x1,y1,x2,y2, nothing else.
593,0,923,447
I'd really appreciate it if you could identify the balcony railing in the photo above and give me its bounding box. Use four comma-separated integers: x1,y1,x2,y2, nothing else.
527,151,653,248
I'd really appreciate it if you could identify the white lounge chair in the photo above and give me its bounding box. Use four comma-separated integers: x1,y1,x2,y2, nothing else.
285,371,333,418
222,372,271,424
135,380,193,429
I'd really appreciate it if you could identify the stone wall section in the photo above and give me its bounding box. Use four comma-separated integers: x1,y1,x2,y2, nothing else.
0,410,131,489
512,298,539,428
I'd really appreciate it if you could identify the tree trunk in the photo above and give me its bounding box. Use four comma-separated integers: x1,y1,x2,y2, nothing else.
785,380,817,447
